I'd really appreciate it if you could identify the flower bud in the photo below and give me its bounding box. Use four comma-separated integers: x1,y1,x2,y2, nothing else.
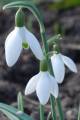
53,44,60,54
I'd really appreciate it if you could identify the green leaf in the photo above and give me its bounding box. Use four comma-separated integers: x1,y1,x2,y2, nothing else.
48,0,80,10
0,103,34,120
17,92,24,112
0,109,19,120
0,0,40,7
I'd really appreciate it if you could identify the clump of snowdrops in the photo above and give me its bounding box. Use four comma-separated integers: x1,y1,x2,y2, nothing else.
0,1,79,120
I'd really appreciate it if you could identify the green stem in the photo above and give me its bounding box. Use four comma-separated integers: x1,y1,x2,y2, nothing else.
50,95,56,120
56,97,64,120
41,25,64,120
47,112,51,120
41,31,49,57
40,104,45,120
40,30,57,120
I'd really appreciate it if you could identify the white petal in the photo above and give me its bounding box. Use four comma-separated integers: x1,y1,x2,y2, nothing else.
49,74,58,98
22,27,44,60
61,54,77,73
15,27,44,60
36,72,50,105
51,54,65,83
15,27,27,44
5,28,22,67
25,72,41,95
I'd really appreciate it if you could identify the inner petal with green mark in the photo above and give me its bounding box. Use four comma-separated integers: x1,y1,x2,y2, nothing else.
22,42,29,49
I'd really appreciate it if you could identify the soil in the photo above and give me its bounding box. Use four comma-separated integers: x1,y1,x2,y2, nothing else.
0,2,80,120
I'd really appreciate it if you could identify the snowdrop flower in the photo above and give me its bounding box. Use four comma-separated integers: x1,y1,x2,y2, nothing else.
25,71,58,105
5,8,44,67
25,59,58,105
51,53,77,83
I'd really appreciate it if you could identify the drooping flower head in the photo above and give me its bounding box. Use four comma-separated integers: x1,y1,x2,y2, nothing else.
51,42,77,83
25,59,58,105
5,8,44,67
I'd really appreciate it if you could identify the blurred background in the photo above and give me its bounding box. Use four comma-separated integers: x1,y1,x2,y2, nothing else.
0,0,80,119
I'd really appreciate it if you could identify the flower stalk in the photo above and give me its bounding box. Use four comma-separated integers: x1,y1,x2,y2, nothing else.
50,95,56,120
40,104,45,120
56,97,64,120
40,25,57,120
39,11,65,120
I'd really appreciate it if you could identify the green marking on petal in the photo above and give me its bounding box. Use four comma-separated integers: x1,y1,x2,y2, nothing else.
22,42,29,49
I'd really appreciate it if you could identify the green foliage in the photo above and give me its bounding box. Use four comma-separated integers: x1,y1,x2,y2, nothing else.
0,0,40,7
1,0,80,10
48,0,80,10
0,103,34,120
17,92,24,112
56,97,64,120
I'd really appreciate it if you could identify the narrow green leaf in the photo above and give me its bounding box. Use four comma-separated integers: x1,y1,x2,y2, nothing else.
0,103,34,120
17,92,24,112
0,0,40,7
0,109,19,120
56,97,64,120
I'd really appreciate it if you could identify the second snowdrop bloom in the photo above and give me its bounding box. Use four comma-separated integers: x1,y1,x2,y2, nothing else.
25,71,58,105
25,59,58,105
51,53,77,83
5,8,44,67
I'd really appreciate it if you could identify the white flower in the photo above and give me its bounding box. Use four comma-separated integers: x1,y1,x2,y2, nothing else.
25,71,58,105
51,53,77,83
5,26,44,67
